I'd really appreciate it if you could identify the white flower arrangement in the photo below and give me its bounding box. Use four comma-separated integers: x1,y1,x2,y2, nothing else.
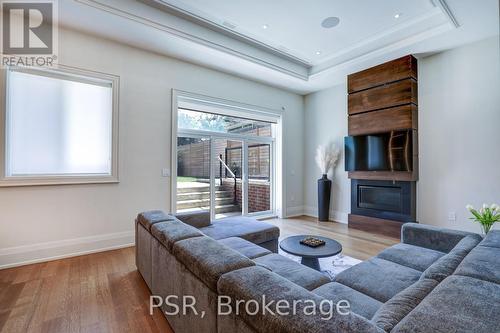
315,142,340,177
466,203,500,234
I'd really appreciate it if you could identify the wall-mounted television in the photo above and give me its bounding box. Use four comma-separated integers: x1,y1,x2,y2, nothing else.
345,130,413,172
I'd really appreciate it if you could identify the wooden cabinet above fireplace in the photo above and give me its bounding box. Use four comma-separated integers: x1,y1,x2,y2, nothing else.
348,55,417,93
348,78,418,115
347,55,419,182
347,55,419,238
348,104,417,136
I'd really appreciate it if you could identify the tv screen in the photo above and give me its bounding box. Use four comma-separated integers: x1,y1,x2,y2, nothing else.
345,130,412,172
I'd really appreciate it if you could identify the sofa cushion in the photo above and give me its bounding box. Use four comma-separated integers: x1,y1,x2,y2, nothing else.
392,275,500,333
377,243,445,271
253,253,330,290
479,230,500,248
372,278,438,332
151,220,203,252
199,217,279,245
137,210,174,231
420,251,465,283
454,244,500,284
172,236,255,291
218,266,384,333
312,282,382,319
174,211,211,228
401,223,477,253
401,223,479,253
218,237,271,259
255,239,279,253
334,258,421,302
449,233,484,253
421,235,482,282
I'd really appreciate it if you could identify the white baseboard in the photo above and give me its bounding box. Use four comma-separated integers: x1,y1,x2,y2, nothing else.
303,205,348,224
0,207,347,269
286,205,305,217
0,231,135,270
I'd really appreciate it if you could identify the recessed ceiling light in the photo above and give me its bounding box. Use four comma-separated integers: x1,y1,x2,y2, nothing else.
321,16,340,28
262,24,269,29
394,13,402,19
316,51,322,55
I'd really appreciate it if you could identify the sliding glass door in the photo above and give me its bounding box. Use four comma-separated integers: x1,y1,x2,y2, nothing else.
247,142,272,214
212,138,243,219
176,136,212,216
175,107,276,220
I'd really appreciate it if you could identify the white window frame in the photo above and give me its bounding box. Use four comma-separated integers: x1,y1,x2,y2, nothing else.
171,89,285,219
0,65,120,187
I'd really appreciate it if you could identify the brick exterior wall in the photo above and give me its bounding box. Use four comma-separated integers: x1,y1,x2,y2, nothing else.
248,182,271,213
221,179,270,213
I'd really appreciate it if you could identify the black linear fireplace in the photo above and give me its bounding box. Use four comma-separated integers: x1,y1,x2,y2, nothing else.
351,179,416,222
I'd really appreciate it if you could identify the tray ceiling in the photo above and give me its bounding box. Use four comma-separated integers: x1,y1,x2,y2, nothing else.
155,0,439,64
63,0,499,94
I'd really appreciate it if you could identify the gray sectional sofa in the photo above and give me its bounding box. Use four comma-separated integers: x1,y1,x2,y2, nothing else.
136,210,500,333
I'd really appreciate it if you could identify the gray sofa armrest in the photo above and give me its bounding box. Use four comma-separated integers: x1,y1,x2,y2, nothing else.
401,223,479,253
218,266,383,333
136,210,174,231
174,210,211,228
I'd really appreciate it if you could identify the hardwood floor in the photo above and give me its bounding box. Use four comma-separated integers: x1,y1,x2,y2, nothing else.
266,216,399,261
0,216,398,333
0,247,172,333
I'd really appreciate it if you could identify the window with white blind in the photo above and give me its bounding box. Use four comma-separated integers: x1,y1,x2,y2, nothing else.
1,66,119,186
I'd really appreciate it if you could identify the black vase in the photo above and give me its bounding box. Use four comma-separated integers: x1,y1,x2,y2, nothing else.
317,174,332,222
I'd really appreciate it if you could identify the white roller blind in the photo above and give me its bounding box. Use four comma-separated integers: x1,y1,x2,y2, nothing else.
178,96,280,124
6,69,113,176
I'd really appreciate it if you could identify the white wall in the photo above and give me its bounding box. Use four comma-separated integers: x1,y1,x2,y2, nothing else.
303,36,500,233
303,84,350,223
0,28,304,268
418,36,500,232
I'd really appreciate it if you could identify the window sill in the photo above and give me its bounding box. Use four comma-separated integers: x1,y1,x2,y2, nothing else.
0,175,119,187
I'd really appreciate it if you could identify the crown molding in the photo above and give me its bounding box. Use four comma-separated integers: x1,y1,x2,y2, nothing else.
141,0,312,67
432,0,460,27
138,0,459,77
72,0,461,86
310,21,453,80
310,13,455,77
74,0,309,80
133,0,458,79
143,0,459,70
311,8,444,70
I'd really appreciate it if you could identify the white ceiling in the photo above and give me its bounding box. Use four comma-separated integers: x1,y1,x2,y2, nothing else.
62,0,499,94
159,0,438,64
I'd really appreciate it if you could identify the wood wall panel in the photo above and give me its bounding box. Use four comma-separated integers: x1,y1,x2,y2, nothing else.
348,55,417,93
347,55,419,235
348,78,417,115
348,104,417,136
348,214,403,238
348,170,417,182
